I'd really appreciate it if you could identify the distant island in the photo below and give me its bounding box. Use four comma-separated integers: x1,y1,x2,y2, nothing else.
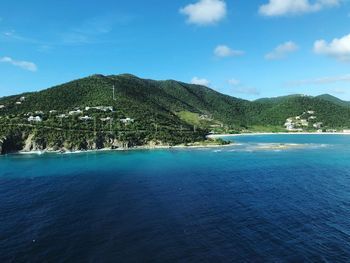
1,74,350,155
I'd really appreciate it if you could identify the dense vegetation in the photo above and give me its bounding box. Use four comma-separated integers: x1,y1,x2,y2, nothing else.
0,74,350,154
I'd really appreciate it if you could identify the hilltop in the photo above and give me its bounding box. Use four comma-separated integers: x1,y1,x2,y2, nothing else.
1,74,350,154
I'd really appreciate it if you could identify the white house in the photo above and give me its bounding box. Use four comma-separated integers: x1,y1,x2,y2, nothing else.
301,119,309,126
285,123,295,131
100,117,112,122
199,115,212,120
79,116,92,121
49,110,57,114
28,116,42,122
0,105,5,109
15,101,22,105
120,118,134,124
313,122,323,129
69,110,83,115
85,106,113,112
308,116,317,120
307,111,315,114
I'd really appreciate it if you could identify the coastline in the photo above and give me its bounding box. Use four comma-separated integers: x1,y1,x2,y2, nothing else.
5,132,350,156
13,142,234,156
207,132,350,138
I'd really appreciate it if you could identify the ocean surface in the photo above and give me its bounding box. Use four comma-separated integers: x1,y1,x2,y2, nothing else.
1,134,350,262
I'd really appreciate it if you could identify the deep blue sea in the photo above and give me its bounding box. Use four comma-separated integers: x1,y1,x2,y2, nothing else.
2,134,350,262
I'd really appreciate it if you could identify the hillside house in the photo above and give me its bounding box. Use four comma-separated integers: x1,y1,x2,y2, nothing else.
28,116,42,122
301,119,309,126
57,114,68,119
285,123,294,130
69,110,83,115
313,122,323,129
199,115,212,121
120,118,134,124
85,106,113,112
79,116,92,121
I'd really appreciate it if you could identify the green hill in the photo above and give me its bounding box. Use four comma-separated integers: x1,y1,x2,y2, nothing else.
254,94,306,104
251,96,350,127
1,74,350,154
316,94,350,107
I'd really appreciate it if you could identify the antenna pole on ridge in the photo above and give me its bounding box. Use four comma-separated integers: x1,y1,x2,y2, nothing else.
112,85,116,101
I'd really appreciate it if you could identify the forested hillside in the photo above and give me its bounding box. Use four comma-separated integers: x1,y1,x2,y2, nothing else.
1,74,350,154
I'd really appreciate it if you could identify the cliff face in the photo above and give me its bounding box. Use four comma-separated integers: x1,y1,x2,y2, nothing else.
0,133,24,155
0,136,5,154
0,131,142,154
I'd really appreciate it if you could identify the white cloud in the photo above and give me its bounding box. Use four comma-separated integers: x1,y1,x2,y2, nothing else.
61,14,123,45
214,45,245,57
1,30,38,44
180,0,227,25
313,33,350,62
228,78,259,95
0,56,37,72
191,77,210,86
259,0,340,16
233,86,260,96
265,41,299,60
331,88,347,94
287,74,350,86
228,79,241,86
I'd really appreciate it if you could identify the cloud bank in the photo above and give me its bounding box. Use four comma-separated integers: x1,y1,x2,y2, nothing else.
259,0,340,16
287,74,350,87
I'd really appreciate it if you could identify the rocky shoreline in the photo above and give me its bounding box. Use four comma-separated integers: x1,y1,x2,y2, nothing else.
0,134,232,156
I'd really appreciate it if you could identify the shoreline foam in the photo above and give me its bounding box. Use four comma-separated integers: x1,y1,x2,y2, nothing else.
14,142,234,156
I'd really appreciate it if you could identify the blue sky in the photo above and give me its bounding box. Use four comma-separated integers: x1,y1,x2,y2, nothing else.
1,0,350,100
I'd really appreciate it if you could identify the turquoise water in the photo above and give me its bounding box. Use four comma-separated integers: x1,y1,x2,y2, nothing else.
1,135,350,262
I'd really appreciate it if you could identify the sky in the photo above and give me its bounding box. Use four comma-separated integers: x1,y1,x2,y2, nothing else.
0,0,350,100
